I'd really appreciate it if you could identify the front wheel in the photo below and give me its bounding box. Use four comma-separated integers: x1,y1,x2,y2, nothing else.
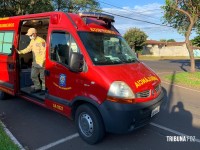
75,104,105,144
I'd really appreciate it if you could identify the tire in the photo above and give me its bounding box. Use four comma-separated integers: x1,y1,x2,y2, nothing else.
75,104,105,144
0,90,6,100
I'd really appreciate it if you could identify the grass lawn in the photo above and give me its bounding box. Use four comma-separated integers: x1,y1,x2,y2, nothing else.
0,122,20,150
164,72,200,89
139,55,191,60
138,55,200,61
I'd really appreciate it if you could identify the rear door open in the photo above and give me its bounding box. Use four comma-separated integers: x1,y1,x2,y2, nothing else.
0,18,19,95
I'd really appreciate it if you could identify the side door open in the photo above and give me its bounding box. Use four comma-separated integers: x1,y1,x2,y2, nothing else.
17,18,49,99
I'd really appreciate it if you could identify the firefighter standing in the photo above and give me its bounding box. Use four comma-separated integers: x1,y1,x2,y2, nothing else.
17,28,46,95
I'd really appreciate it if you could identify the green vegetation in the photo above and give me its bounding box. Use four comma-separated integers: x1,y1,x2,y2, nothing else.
160,39,176,42
139,55,192,60
192,35,200,47
123,27,147,52
0,0,101,17
162,0,200,73
165,72,200,89
0,122,20,150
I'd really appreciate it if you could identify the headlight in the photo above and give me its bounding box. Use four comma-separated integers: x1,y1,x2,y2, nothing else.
107,81,135,103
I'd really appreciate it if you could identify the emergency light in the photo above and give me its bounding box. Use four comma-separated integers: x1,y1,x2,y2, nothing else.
79,12,115,23
51,14,60,24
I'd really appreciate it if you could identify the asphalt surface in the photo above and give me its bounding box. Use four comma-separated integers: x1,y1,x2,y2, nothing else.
0,59,200,150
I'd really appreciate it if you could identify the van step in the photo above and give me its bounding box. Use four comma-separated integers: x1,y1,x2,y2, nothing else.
20,87,45,102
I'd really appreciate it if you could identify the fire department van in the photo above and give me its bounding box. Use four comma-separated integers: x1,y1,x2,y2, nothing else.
0,12,164,144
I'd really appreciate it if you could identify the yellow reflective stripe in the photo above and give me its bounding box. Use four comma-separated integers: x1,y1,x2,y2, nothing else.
0,17,9,20
0,23,14,28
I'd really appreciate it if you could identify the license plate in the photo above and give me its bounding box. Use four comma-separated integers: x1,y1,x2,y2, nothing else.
151,106,160,117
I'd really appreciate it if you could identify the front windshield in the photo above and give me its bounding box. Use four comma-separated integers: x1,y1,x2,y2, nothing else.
78,32,138,65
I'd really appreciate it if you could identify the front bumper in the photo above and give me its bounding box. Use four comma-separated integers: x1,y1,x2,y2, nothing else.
98,90,164,134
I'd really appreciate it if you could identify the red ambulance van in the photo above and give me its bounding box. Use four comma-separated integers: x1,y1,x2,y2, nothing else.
0,12,164,144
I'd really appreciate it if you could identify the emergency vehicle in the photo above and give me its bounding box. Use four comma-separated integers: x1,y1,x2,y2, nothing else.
0,12,164,144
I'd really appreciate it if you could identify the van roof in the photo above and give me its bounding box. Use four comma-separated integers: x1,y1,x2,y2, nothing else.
0,11,119,35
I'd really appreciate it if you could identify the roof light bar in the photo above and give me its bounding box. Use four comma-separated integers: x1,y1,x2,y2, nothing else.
79,12,115,22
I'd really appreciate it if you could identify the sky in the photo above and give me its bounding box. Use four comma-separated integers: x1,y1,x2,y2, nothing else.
99,0,196,42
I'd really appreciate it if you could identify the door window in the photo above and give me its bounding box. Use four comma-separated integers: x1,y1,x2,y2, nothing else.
0,31,14,54
50,31,80,66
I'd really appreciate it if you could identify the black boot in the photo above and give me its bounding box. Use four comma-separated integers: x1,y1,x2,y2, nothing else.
30,89,41,94
40,90,45,95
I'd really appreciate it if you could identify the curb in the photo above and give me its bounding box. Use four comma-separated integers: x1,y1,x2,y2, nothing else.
0,120,25,150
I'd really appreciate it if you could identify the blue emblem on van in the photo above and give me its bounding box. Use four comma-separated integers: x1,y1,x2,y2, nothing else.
59,74,66,87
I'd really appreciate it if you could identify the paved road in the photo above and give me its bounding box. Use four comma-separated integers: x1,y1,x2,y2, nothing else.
0,60,200,150
142,59,200,73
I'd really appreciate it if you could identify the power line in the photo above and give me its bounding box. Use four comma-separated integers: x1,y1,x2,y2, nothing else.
138,8,162,13
70,1,172,28
97,1,172,28
99,0,161,21
99,9,172,28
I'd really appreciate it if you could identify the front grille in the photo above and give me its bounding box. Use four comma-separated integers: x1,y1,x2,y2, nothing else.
136,90,150,98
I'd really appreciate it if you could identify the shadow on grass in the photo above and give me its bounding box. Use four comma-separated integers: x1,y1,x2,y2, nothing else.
170,60,200,72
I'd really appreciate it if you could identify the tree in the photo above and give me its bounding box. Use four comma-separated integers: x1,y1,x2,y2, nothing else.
167,39,176,42
160,39,176,42
0,0,53,17
29,0,54,14
0,0,19,17
52,0,67,11
160,39,167,42
52,0,101,13
192,35,200,47
123,28,148,51
0,0,101,17
162,0,200,73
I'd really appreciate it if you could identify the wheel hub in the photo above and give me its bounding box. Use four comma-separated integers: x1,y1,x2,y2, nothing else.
79,113,94,137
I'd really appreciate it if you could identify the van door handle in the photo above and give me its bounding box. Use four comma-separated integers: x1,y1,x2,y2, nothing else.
44,70,50,76
8,63,15,69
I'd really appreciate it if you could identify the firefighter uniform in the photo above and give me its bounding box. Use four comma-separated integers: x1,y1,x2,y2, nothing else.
18,29,46,91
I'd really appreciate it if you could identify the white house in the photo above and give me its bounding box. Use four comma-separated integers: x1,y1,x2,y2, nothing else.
143,40,200,57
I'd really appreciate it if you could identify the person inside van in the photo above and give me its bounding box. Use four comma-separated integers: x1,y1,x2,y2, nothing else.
17,28,46,95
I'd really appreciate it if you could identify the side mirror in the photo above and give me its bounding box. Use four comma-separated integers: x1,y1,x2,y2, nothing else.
69,52,84,72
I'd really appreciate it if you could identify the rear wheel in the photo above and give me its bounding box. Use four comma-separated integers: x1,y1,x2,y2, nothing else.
75,104,105,144
0,90,6,100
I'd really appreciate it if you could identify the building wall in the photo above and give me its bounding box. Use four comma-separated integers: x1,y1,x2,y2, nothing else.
143,44,189,56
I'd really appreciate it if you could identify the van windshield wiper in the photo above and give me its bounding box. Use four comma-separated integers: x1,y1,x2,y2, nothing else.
124,58,138,63
95,57,123,65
